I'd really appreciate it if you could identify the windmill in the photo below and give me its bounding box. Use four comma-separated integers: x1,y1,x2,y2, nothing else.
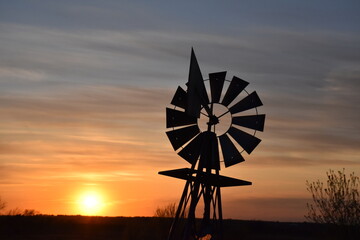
159,49,265,240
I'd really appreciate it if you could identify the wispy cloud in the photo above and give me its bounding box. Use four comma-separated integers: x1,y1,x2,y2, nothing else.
1,1,359,219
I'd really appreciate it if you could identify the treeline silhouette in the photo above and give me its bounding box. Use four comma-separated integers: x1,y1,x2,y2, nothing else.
1,215,359,240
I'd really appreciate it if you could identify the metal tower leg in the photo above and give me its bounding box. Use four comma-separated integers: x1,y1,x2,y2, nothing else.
168,180,191,240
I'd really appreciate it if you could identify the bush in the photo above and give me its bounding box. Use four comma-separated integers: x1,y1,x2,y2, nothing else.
154,203,177,218
306,169,360,226
22,209,40,216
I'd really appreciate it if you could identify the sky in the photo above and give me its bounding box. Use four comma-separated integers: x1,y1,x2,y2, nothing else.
0,0,359,221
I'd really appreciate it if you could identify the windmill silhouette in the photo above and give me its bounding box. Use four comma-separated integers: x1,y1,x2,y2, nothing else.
159,49,265,240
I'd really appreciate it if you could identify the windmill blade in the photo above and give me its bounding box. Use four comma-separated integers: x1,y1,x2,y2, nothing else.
171,86,187,109
186,48,209,118
166,108,197,128
199,132,220,170
209,71,226,103
229,91,263,114
221,76,249,106
166,125,200,151
178,132,204,164
219,134,245,167
228,126,261,154
232,114,266,131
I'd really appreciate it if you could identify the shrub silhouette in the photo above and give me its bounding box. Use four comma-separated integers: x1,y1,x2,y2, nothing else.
154,203,177,218
306,169,360,226
0,196,40,216
0,196,6,213
22,209,40,216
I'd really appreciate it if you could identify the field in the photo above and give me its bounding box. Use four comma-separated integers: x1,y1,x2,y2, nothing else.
0,215,359,240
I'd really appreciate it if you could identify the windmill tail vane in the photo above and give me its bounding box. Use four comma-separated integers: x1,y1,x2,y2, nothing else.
159,49,265,240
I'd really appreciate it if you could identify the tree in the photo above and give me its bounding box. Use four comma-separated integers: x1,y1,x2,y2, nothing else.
306,169,360,226
154,203,177,218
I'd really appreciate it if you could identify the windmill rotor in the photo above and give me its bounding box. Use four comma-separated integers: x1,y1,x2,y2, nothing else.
160,49,265,240
166,75,265,168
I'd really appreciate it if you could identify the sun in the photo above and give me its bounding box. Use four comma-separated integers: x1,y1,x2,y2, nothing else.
78,191,104,215
83,195,99,208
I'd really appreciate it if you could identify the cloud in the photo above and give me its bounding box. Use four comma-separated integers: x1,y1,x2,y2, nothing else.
1,0,360,220
1,23,359,172
0,84,168,124
0,67,46,82
2,22,359,89
0,23,187,90
0,84,178,190
1,12,359,219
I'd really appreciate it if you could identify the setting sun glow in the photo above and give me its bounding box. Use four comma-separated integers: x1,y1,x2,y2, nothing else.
78,192,104,215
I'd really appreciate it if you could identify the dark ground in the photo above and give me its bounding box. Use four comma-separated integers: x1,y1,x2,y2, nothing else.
0,215,359,240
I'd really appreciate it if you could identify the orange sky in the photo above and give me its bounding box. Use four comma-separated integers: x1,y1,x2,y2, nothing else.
1,1,359,222
1,83,358,221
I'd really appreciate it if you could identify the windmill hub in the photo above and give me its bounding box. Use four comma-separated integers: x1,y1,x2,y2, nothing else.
198,103,232,135
207,114,219,126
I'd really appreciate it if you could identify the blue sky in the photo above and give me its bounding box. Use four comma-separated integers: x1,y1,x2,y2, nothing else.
0,0,359,221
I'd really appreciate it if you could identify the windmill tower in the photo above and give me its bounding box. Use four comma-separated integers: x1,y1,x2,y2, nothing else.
159,49,265,240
